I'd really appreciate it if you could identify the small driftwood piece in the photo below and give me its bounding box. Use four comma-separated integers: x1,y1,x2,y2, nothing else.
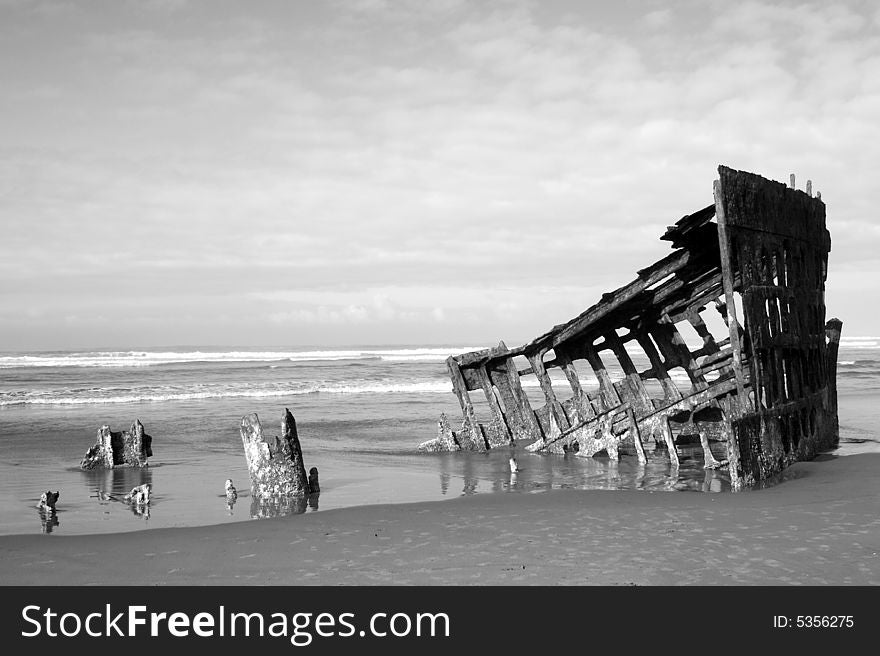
37,490,59,510
123,483,152,505
418,413,462,452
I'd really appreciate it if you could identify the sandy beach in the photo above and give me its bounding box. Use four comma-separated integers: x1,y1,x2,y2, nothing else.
1,452,878,586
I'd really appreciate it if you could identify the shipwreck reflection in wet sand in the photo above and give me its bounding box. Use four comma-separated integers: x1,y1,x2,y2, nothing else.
434,443,736,497
249,492,320,519
37,506,59,533
83,467,154,522
82,466,154,503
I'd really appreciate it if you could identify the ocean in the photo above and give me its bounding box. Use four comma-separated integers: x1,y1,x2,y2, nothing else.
1,341,878,536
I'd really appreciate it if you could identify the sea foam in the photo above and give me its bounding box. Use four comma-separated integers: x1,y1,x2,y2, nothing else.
0,380,456,406
0,347,488,369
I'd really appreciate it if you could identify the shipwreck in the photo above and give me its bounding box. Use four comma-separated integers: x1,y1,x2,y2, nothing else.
423,166,842,489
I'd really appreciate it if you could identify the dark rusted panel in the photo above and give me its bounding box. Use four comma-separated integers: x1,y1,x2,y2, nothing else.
717,166,837,485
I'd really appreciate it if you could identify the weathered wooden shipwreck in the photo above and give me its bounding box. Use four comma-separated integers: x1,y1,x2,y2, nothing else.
423,166,842,489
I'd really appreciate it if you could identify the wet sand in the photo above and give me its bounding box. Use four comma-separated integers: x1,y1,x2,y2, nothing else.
1,453,878,586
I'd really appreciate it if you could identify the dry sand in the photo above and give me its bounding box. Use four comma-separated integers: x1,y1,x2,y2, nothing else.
1,453,878,586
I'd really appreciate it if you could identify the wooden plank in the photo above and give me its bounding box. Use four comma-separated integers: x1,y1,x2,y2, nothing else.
446,356,483,449
455,345,504,367
583,341,622,411
476,364,512,442
540,403,629,448
544,249,693,349
627,407,647,464
455,343,527,368
542,377,740,453
688,310,719,354
527,351,570,431
557,350,594,422
502,354,544,441
460,367,482,392
642,377,738,422
714,177,747,402
635,330,682,402
604,331,655,414
660,416,680,467
629,261,724,327
489,364,524,435
660,203,716,246
664,277,725,325
698,348,734,374
700,345,733,369
651,318,705,391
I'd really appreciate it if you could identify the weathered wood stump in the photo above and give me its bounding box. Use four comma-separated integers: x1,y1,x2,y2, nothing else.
37,490,59,510
240,408,310,498
80,420,152,469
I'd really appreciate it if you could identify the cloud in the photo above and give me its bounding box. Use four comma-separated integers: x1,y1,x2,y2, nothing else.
1,0,879,347
127,0,190,12
266,291,436,325
643,8,672,29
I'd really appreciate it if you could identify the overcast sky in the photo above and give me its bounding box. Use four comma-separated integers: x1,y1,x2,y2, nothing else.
1,0,878,350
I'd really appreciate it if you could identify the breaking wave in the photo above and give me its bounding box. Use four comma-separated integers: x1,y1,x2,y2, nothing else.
0,380,455,406
0,369,697,407
0,347,487,369
838,337,880,349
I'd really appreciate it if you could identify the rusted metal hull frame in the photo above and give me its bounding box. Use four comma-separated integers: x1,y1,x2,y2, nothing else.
432,166,841,489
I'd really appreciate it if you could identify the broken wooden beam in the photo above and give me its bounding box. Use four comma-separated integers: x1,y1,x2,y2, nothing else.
418,412,462,452
446,357,485,450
